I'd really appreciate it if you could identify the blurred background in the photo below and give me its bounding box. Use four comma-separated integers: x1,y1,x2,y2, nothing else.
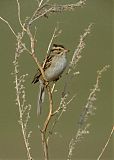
0,0,113,159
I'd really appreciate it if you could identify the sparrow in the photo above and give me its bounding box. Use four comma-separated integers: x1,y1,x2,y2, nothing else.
32,44,69,115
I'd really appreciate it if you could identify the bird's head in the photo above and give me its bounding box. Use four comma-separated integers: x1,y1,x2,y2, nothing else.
50,44,69,55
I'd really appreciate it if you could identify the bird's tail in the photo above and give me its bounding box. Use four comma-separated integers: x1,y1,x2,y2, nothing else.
37,80,45,115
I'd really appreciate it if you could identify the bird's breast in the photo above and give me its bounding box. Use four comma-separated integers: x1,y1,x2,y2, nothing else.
45,55,67,81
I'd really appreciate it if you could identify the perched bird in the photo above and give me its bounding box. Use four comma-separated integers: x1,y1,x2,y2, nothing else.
32,44,69,115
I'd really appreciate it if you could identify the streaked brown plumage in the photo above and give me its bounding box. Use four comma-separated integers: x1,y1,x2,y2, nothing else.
32,44,69,115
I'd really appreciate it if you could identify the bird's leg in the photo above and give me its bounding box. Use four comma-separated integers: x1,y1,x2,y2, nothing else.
44,80,49,88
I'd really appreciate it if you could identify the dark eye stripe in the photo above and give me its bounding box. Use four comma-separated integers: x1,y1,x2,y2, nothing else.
50,49,56,52
51,48,61,52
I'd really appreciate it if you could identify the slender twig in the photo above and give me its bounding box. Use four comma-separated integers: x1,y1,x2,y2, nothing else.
79,65,110,126
0,14,33,159
67,65,110,160
43,86,53,132
29,0,86,25
51,83,56,93
97,126,114,160
47,94,76,141
43,24,62,69
52,95,76,116
39,0,45,7
20,12,46,81
39,0,49,7
40,85,53,160
41,132,49,160
68,23,93,74
46,26,59,55
17,0,46,80
16,0,24,28
0,17,17,37
46,22,62,54
29,0,50,25
14,35,33,160
25,25,47,82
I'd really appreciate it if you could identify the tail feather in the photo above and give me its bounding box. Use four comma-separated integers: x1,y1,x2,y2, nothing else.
37,80,45,115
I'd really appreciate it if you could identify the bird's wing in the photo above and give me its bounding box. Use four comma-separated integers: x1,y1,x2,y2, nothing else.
32,53,54,84
32,69,41,84
43,53,54,70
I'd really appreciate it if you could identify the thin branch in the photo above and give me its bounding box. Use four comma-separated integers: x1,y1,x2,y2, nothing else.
68,23,94,74
67,65,110,160
25,25,47,82
29,0,50,25
46,25,60,55
51,83,56,93
0,13,32,55
42,24,62,69
16,0,24,29
29,0,86,24
16,0,47,83
48,94,76,138
41,132,49,160
79,65,110,126
0,17,17,37
40,85,53,160
42,85,53,133
0,3,33,159
39,0,45,7
97,126,114,160
13,34,33,160
52,94,76,116
39,0,49,7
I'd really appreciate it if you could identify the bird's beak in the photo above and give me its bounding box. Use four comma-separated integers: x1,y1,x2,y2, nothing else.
65,49,70,53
